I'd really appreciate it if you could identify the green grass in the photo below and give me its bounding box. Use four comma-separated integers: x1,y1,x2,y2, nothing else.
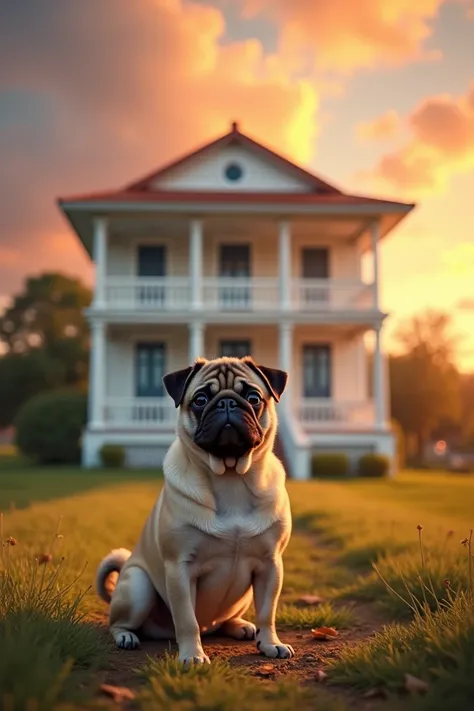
0,464,474,709
136,653,344,711
329,592,474,711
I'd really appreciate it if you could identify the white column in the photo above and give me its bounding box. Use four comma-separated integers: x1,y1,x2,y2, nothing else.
373,325,385,429
189,321,204,363
92,216,108,307
279,322,293,407
371,219,380,311
190,219,203,310
279,220,291,311
88,320,106,428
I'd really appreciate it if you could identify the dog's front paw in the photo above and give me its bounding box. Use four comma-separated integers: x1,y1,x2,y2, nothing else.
113,630,140,650
257,641,294,659
179,651,211,667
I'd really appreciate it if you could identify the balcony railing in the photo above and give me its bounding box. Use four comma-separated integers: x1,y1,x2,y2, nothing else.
104,397,177,428
102,397,375,430
102,277,375,312
299,399,376,429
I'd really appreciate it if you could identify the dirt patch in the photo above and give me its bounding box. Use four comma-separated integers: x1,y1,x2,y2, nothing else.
87,601,386,707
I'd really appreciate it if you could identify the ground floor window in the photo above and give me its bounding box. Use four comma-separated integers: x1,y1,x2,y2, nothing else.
219,340,252,358
302,344,331,398
135,342,166,397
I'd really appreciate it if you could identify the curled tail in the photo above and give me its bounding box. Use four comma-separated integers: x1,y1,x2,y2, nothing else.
96,548,131,603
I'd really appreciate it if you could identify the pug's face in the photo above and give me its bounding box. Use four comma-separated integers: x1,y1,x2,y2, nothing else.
163,356,288,475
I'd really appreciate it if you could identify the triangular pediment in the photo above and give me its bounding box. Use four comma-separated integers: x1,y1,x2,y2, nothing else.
126,123,341,195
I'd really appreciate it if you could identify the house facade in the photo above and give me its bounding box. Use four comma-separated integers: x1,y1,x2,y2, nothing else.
58,121,414,479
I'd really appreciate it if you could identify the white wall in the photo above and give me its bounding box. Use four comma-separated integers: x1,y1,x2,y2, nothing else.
107,235,189,278
291,326,368,402
105,325,369,402
107,229,362,281
150,145,310,193
105,326,189,398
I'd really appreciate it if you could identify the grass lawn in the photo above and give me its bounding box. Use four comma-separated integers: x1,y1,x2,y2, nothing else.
0,460,473,710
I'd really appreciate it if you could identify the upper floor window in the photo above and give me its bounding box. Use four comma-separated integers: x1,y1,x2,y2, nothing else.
137,245,167,277
301,248,329,279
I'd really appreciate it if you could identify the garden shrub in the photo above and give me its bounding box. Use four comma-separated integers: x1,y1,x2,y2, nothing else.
357,453,390,478
99,443,126,468
14,390,87,464
311,452,350,478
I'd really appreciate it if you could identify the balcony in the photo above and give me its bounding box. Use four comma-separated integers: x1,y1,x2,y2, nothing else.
104,398,177,428
299,399,376,430
103,277,375,313
102,397,376,431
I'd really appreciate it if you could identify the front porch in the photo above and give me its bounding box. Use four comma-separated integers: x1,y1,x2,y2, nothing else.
88,322,387,434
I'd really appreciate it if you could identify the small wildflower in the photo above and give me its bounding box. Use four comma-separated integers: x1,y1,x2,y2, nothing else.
444,579,451,588
4,537,17,546
461,538,470,547
446,530,455,538
417,524,423,531
37,553,52,565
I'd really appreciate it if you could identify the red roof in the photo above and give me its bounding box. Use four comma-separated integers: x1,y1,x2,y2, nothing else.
57,121,414,211
124,121,341,195
58,188,412,208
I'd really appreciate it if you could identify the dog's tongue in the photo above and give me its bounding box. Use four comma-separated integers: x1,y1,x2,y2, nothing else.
208,453,253,476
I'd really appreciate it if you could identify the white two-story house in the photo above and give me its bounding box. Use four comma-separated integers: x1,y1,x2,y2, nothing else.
58,121,414,479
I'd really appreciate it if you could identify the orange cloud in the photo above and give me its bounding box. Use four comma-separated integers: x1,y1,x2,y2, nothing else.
356,110,401,141
0,0,321,297
361,83,474,195
242,0,444,73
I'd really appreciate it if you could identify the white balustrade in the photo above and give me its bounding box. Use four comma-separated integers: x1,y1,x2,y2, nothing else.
104,398,177,427
299,399,376,429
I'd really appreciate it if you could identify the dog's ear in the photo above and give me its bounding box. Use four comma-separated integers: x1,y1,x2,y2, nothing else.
163,359,205,408
242,357,288,403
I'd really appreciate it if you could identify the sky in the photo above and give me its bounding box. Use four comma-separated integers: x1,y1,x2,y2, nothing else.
1,0,474,370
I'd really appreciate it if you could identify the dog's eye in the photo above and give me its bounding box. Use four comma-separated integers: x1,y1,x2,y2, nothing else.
247,391,262,406
192,393,208,408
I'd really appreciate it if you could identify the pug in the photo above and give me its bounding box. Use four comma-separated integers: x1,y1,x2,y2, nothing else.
96,355,294,665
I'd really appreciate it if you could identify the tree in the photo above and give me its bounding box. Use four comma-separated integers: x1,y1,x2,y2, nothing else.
0,272,92,385
0,350,66,428
389,310,462,461
0,272,92,427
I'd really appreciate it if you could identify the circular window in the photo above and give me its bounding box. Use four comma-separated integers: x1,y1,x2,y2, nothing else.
224,162,244,182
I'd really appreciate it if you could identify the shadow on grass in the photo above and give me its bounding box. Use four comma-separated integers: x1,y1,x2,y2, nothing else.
0,458,162,511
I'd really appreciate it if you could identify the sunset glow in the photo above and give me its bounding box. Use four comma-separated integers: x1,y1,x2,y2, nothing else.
1,0,473,369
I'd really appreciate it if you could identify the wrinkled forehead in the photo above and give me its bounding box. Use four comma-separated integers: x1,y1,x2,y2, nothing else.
187,358,267,401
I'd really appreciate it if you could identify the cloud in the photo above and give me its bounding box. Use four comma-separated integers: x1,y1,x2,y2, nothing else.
242,0,444,73
0,0,320,297
356,110,401,141
361,83,474,195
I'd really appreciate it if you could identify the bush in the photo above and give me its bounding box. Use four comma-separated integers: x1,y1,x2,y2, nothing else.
14,390,87,464
100,443,125,468
357,453,390,478
311,452,350,478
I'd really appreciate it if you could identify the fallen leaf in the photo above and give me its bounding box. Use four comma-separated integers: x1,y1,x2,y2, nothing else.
256,664,276,678
296,594,324,607
404,674,429,693
315,670,327,682
311,626,339,640
99,684,136,702
363,688,386,699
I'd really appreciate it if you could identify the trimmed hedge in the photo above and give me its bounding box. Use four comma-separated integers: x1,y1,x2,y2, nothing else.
14,390,87,464
311,452,350,478
357,453,390,478
100,444,126,468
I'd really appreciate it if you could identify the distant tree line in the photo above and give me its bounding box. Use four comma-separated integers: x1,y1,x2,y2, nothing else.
0,273,92,429
0,272,472,465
